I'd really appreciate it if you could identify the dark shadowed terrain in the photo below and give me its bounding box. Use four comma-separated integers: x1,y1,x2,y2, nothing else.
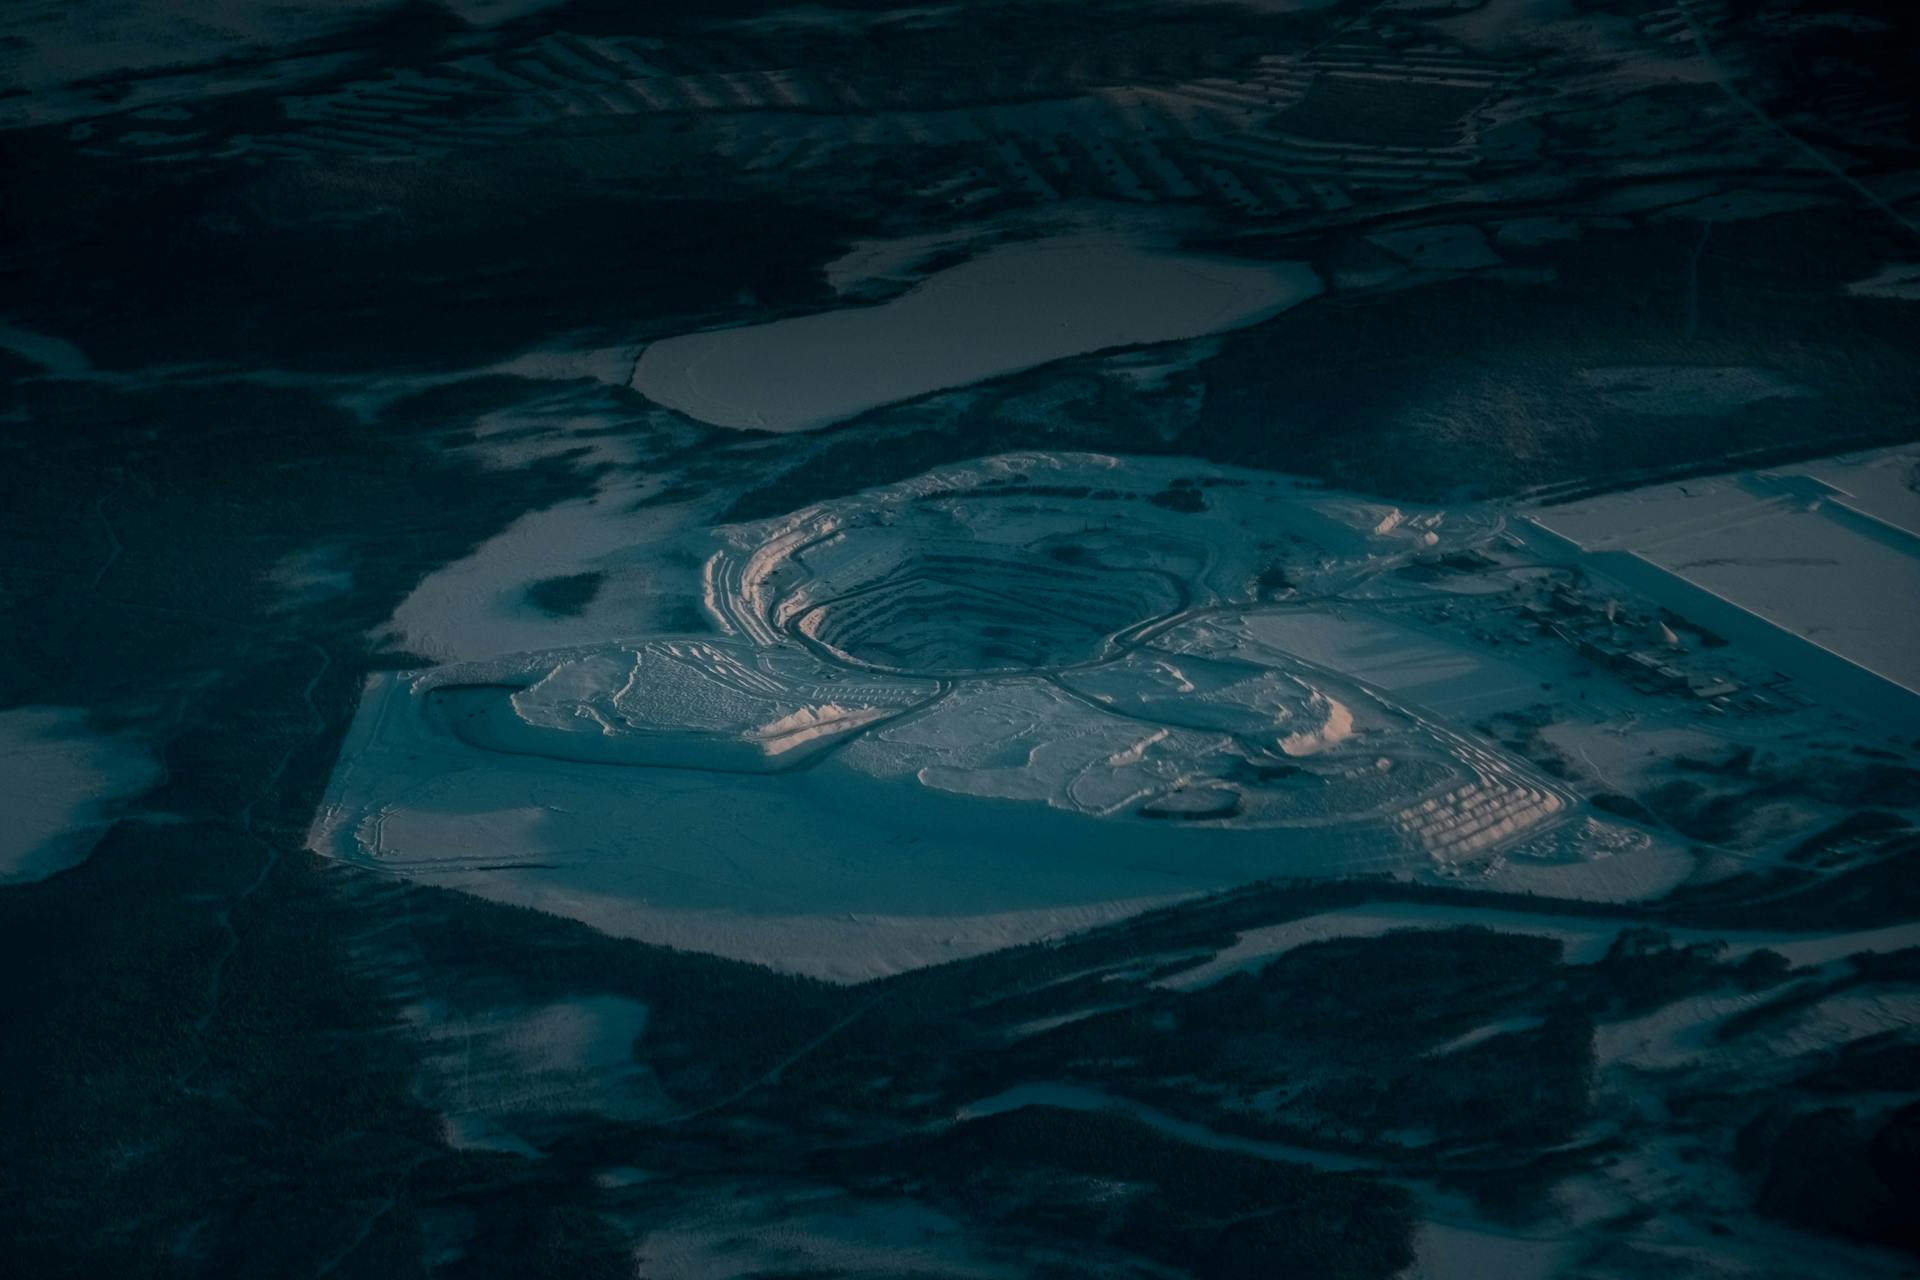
3,1,1919,1276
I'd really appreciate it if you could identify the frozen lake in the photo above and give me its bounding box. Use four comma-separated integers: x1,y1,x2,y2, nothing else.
632,235,1321,432
0,706,157,885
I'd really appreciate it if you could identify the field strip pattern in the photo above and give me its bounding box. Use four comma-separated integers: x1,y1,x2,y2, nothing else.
87,22,1536,218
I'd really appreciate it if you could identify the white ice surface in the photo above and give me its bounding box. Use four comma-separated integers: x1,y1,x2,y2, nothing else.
633,236,1321,432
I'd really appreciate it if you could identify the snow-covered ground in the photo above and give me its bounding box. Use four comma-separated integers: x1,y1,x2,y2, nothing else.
632,236,1321,432
632,1185,1015,1279
1227,609,1549,722
1156,900,1920,992
1845,262,1920,301
1404,1221,1571,1280
1576,364,1814,417
0,0,565,127
386,481,701,663
416,993,666,1155
955,1082,1375,1172
311,453,1687,979
1803,447,1920,537
310,448,1920,980
1530,449,1920,719
0,706,158,885
312,660,1388,980
0,0,388,100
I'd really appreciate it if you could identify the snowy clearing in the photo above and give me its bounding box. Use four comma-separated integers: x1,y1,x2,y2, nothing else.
0,707,158,885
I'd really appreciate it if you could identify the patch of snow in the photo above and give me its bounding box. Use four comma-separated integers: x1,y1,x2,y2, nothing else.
956,1082,1374,1171
0,324,91,377
1426,1015,1546,1057
1578,365,1814,417
1845,263,1920,301
267,544,353,607
1531,463,1920,707
1366,226,1502,271
386,481,696,663
417,993,666,1154
1403,1221,1571,1280
1158,901,1920,992
636,1186,1014,1279
0,707,159,884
